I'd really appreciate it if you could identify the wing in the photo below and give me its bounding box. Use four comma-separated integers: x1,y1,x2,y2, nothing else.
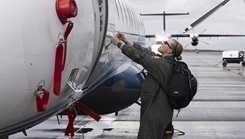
146,34,245,38
184,0,230,32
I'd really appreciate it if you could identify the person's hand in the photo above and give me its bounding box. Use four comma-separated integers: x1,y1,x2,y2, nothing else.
111,36,121,45
116,32,127,42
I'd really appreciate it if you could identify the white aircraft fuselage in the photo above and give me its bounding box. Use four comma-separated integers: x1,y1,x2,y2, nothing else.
0,0,145,137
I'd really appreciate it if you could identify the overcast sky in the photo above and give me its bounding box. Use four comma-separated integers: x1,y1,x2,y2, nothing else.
129,0,245,51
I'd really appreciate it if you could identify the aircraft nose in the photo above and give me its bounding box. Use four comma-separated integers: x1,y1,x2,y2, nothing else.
0,0,106,132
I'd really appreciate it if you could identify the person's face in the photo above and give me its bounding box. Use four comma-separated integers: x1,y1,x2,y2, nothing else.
158,40,173,55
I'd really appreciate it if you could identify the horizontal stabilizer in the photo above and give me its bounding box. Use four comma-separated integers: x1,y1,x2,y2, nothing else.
140,13,189,16
140,11,189,32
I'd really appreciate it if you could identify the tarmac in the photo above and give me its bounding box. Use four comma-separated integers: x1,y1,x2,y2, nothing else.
9,51,245,139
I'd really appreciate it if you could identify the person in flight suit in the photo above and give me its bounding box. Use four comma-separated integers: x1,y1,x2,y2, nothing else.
111,32,183,139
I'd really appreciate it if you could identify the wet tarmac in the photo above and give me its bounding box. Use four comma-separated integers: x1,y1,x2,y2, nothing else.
9,51,245,139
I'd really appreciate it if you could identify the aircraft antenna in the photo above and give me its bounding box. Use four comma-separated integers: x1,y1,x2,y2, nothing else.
140,12,189,32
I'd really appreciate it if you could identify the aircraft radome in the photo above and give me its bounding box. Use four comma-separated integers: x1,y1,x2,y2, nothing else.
0,0,145,137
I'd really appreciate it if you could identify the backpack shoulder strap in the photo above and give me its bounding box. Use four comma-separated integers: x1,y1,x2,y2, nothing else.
165,56,176,67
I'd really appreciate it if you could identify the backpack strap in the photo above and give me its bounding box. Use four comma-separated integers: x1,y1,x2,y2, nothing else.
151,73,182,116
165,56,176,67
150,73,169,102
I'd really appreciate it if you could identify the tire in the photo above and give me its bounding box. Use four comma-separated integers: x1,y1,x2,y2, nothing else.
242,61,245,67
222,61,227,67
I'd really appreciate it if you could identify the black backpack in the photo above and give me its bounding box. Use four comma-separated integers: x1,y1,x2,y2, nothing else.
168,61,198,110
149,60,198,116
142,60,198,114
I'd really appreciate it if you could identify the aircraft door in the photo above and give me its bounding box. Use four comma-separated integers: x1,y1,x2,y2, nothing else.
82,0,110,88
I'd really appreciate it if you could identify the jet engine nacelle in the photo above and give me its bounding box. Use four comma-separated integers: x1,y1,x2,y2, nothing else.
190,34,199,46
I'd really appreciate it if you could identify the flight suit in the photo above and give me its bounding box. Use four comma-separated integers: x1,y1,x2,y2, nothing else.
121,42,174,139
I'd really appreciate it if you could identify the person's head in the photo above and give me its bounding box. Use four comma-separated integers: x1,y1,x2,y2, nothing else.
158,39,183,60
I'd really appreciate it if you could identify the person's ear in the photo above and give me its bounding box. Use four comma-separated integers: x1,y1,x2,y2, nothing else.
167,48,173,54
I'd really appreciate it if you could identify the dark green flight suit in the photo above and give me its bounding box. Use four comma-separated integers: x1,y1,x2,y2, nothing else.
121,42,174,139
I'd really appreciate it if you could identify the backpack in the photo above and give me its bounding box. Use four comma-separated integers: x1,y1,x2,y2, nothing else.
168,61,198,111
142,60,198,116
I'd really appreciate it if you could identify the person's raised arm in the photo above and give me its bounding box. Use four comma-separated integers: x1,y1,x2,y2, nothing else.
117,32,134,46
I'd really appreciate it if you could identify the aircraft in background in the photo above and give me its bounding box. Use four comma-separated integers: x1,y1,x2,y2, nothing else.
141,12,189,54
142,0,245,54
0,0,145,137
